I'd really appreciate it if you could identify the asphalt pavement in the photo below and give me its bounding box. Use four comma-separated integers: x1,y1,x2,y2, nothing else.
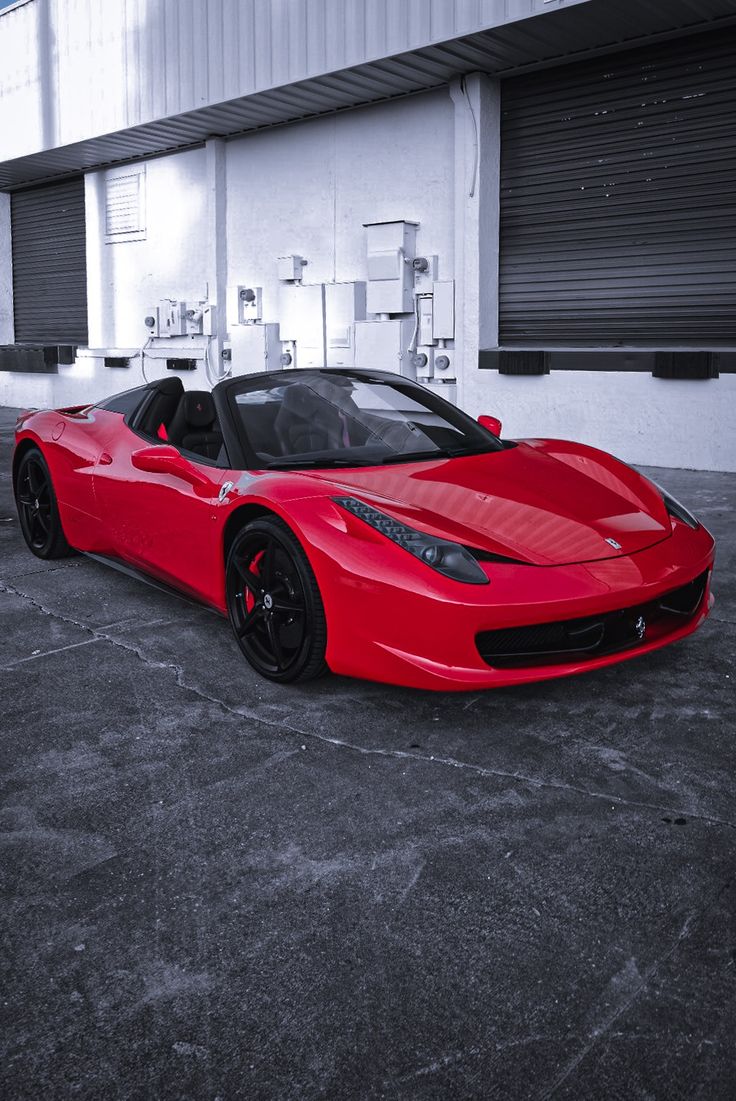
1,404,734,1100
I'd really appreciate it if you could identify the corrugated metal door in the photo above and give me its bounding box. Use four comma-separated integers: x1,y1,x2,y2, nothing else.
11,177,88,344
499,28,736,346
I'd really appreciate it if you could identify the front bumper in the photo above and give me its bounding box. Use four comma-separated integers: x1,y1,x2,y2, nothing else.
310,513,715,690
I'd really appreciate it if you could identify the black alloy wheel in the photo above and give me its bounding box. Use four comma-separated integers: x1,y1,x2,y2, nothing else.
226,516,327,683
14,448,74,559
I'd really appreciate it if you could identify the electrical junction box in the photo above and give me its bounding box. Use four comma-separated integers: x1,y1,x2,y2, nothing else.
432,281,455,340
417,295,436,347
202,303,217,337
277,255,307,281
363,220,417,315
239,286,262,324
279,282,326,368
354,318,416,378
229,323,282,376
325,281,366,368
159,299,186,337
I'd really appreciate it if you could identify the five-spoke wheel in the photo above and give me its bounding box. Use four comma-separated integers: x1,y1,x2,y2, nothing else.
14,448,73,559
226,517,327,682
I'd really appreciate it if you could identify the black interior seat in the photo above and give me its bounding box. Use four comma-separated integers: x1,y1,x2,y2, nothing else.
168,390,223,460
273,382,355,455
137,376,184,440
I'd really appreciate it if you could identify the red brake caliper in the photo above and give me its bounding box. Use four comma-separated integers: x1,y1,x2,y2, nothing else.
243,549,265,613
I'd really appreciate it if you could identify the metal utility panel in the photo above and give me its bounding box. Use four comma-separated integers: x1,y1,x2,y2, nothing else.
354,318,416,378
432,281,455,340
364,221,417,315
325,282,366,368
229,323,282,376
279,283,326,368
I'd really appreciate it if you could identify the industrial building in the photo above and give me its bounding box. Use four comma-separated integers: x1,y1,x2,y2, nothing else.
0,0,734,471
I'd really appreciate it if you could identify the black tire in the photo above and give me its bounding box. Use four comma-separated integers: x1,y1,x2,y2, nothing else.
226,516,328,683
14,447,75,560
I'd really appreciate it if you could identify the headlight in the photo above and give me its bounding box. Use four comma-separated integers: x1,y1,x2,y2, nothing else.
333,496,489,585
652,481,699,530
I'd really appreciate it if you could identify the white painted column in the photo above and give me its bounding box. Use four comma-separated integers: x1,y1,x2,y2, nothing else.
84,171,108,349
449,73,501,410
205,138,228,383
0,192,13,344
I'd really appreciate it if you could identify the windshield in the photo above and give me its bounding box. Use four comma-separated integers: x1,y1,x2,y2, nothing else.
230,370,503,470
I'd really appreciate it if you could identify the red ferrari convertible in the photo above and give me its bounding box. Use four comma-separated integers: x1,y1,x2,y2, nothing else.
13,368,714,690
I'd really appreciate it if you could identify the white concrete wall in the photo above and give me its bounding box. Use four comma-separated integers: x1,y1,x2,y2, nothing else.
86,147,209,348
463,369,736,473
226,89,455,320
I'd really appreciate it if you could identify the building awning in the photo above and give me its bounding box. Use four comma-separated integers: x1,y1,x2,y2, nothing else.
1,0,735,190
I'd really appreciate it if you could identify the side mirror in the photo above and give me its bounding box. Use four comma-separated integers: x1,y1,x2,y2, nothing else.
131,445,215,494
478,414,502,437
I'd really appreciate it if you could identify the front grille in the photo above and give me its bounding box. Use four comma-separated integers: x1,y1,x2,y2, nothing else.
476,570,708,668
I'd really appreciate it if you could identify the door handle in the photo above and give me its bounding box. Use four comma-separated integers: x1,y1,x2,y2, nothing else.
99,453,113,466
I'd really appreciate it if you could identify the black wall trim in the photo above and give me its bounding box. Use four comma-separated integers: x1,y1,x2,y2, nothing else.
479,350,736,374
499,350,550,375
653,352,719,379
0,346,59,374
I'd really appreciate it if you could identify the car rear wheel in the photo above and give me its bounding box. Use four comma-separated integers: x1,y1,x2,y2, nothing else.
226,516,328,683
14,448,74,559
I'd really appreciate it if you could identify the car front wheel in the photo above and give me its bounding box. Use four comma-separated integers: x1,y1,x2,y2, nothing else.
226,516,328,683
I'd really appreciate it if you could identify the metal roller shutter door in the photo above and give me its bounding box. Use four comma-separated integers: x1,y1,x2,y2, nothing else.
11,177,88,344
499,28,736,347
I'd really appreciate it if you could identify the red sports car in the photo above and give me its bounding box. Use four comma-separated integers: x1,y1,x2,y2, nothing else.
13,368,714,690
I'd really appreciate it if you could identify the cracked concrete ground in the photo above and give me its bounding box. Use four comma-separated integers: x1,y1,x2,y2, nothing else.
0,404,734,1101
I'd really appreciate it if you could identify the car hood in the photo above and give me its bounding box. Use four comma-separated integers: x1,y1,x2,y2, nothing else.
298,440,672,566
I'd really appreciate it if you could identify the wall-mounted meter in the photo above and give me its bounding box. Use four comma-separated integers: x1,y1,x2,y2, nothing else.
184,302,204,335
239,286,262,323
144,307,160,337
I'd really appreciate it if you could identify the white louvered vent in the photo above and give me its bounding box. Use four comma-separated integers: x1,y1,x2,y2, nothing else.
105,168,145,240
